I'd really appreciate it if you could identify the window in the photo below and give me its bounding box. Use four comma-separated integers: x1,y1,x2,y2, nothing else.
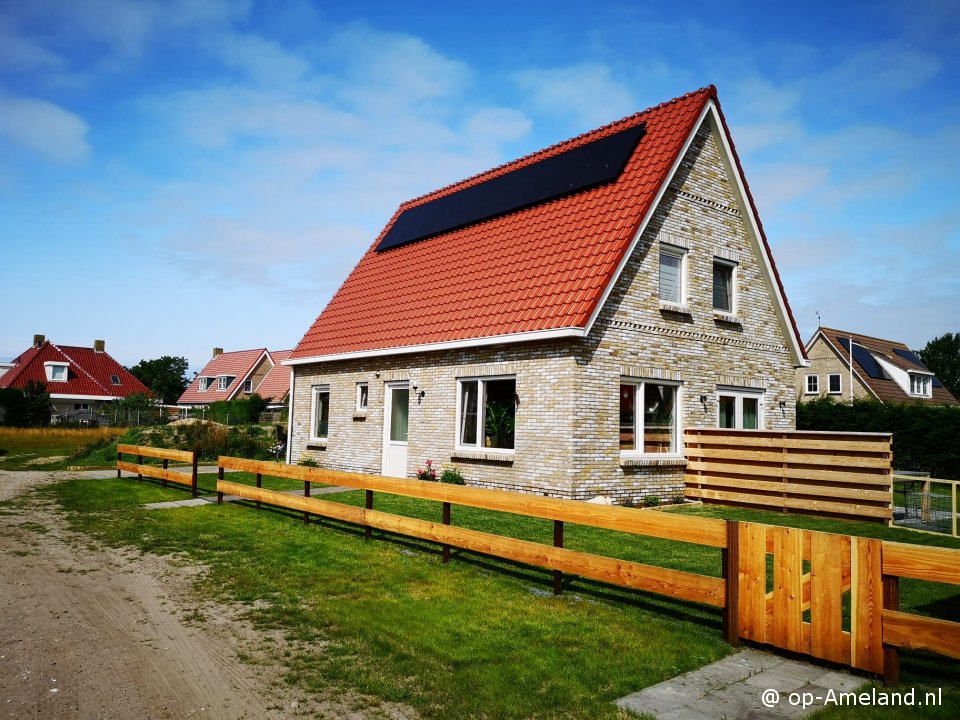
356,382,369,411
111,375,121,386
311,385,330,440
73,403,89,411
620,380,680,455
718,389,762,430
909,373,931,397
659,245,686,305
457,377,516,450
805,375,819,394
217,376,234,390
828,373,841,394
198,377,211,392
712,259,736,314
243,379,253,393
44,362,69,382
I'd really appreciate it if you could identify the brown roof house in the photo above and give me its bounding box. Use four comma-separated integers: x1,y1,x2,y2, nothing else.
179,348,292,408
798,328,959,405
0,335,151,423
283,86,807,503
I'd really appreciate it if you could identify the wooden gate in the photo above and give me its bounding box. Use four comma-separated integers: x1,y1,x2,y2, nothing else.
735,522,884,674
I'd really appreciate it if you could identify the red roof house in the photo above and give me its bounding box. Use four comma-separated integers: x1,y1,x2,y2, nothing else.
178,348,291,406
0,335,151,422
285,86,806,501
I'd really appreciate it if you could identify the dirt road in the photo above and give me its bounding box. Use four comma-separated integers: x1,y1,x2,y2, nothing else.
0,470,400,720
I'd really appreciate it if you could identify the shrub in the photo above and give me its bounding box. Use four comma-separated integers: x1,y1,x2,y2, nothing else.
299,457,318,467
439,464,465,485
643,495,660,507
416,459,438,481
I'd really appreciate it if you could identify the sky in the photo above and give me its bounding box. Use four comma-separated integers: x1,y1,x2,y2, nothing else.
1,0,958,374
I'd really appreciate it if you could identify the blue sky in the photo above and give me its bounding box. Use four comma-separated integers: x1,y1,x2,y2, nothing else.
1,0,958,373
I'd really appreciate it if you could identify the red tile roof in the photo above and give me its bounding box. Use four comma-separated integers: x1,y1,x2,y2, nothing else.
0,341,151,399
256,350,292,402
178,349,269,405
290,86,803,362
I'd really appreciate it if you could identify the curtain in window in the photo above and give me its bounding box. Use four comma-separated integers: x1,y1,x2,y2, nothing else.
742,397,758,429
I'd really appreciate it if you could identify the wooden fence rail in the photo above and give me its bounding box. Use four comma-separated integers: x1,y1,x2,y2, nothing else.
117,443,198,497
207,456,960,682
684,429,893,523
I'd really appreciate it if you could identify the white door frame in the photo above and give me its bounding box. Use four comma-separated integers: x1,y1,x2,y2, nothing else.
382,381,410,477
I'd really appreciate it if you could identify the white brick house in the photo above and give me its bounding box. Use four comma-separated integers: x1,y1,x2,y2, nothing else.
284,86,807,503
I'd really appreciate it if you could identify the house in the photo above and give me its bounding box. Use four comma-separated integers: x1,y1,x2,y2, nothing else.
0,335,151,422
283,86,807,502
178,348,292,407
798,327,959,405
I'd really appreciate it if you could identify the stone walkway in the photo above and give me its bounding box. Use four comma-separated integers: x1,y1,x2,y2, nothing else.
616,649,862,719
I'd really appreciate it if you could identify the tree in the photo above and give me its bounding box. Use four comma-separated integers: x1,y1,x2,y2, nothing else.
917,332,960,399
129,356,190,405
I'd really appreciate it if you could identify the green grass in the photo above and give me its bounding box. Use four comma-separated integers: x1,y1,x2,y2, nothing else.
35,476,960,718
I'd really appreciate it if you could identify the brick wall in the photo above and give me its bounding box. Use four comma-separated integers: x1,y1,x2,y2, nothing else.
797,336,872,402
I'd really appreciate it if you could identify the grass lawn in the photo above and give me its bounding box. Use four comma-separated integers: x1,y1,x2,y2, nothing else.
0,426,125,470
36,473,960,718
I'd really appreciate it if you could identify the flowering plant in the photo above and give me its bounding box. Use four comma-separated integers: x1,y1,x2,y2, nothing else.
416,459,438,482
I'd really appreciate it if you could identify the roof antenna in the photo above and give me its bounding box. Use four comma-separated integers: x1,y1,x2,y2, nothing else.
815,310,821,327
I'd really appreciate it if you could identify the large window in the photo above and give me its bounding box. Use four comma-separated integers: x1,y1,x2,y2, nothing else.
712,259,736,314
718,389,762,430
457,377,516,450
217,375,234,390
620,380,680,455
659,245,686,305
311,385,330,441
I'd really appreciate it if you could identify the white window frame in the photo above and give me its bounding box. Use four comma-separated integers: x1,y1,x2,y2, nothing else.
243,379,253,393
310,385,330,441
198,377,211,392
827,373,842,395
712,258,737,316
909,373,932,398
658,244,687,308
44,361,69,382
455,375,517,453
111,375,121,386
619,378,682,458
805,374,819,395
717,387,764,430
356,382,369,411
217,375,233,391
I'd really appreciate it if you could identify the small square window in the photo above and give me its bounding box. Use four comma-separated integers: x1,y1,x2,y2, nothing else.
356,382,369,411
111,375,121,386
827,373,841,394
713,259,736,313
718,389,762,429
909,374,931,397
805,375,819,394
50,365,67,381
217,376,233,391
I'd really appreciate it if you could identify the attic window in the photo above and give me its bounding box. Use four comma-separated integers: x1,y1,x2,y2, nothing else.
217,376,234,391
111,375,121,386
198,377,211,392
909,373,932,398
44,362,69,382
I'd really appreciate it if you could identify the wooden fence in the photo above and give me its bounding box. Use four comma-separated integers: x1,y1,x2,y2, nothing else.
893,474,959,537
684,429,893,523
117,443,198,496
212,457,960,682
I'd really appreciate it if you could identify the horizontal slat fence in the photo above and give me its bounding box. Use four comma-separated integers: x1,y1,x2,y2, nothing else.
117,443,198,496
177,455,960,682
685,429,893,522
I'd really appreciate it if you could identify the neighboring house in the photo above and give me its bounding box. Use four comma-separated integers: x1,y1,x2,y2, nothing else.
798,328,959,405
284,86,807,502
178,348,292,407
0,335,151,422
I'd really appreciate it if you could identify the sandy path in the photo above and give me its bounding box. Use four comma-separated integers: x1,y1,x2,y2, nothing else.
0,469,407,720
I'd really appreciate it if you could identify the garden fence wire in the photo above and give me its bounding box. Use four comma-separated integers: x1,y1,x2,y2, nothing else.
893,475,959,537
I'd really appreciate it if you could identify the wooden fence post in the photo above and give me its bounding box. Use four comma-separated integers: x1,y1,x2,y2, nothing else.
137,454,143,481
442,502,451,563
162,458,168,488
304,481,311,524
255,473,262,509
116,449,121,478
217,465,224,504
553,520,564,595
883,574,901,685
365,490,373,539
191,453,198,497
722,520,740,646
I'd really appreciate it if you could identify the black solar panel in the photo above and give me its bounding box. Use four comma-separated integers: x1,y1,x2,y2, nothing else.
893,347,928,369
376,122,646,252
837,338,887,380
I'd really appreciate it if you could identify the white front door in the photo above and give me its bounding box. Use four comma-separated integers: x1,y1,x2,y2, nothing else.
382,382,409,477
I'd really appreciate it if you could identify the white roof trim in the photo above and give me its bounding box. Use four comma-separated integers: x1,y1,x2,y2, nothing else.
50,393,119,401
283,327,586,366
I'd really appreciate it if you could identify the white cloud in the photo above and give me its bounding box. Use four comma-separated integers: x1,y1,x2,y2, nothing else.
514,62,635,128
465,107,532,144
0,96,90,164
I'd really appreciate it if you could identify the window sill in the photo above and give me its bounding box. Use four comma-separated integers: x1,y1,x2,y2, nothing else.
619,455,688,468
352,411,367,420
659,302,691,315
713,311,740,324
306,440,328,449
451,449,515,463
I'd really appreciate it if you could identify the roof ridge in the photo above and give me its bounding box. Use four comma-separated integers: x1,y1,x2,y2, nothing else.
820,327,910,348
398,86,717,210
50,342,115,396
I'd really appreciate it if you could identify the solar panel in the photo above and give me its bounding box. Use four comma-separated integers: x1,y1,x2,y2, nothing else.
893,347,928,369
837,338,887,380
376,122,646,252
